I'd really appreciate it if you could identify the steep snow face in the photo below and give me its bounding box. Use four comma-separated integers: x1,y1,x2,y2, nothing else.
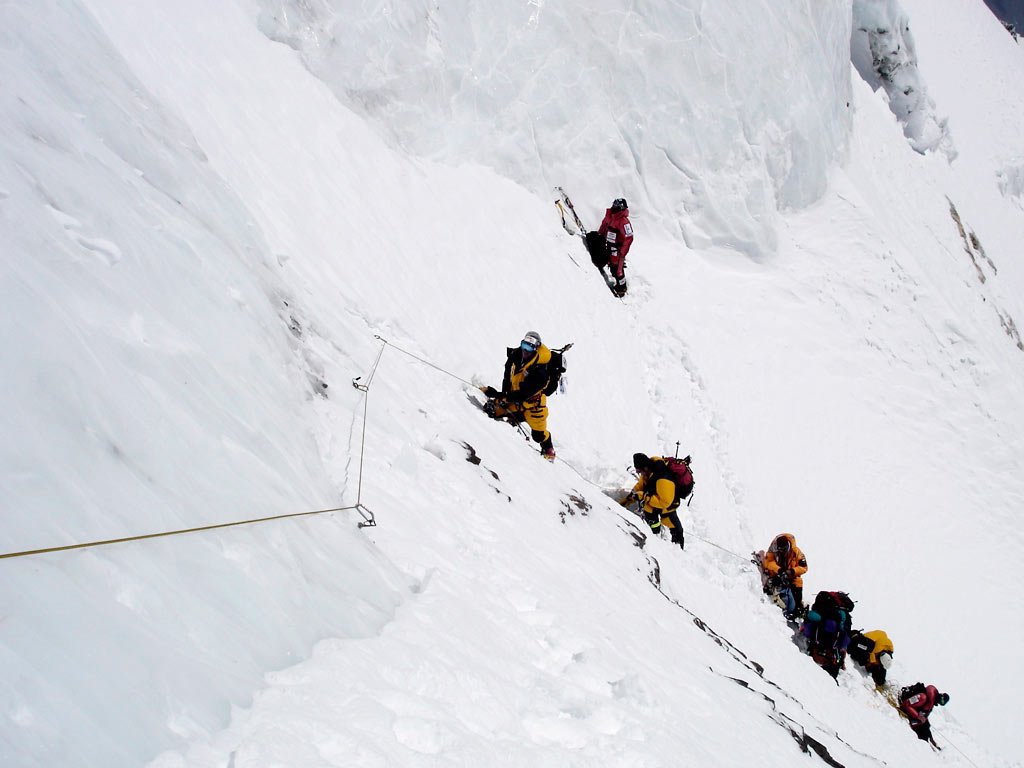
0,3,410,766
2,0,1024,766
900,0,1024,298
254,0,853,258
851,0,955,157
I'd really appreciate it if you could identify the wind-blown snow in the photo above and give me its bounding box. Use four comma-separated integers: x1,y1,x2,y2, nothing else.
1,0,1023,766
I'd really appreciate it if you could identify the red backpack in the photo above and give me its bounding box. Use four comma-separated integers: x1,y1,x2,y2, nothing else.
659,456,694,499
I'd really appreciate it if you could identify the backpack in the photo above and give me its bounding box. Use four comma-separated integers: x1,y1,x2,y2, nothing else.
658,456,695,499
834,591,855,612
810,591,853,632
543,344,572,396
585,231,609,269
848,631,873,665
814,591,854,613
900,682,926,703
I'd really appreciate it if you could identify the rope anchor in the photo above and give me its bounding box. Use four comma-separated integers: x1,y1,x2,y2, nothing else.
355,503,376,528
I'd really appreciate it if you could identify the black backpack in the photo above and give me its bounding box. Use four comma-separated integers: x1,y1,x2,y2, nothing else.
585,231,609,269
543,344,572,396
900,682,926,702
848,631,873,665
814,591,854,614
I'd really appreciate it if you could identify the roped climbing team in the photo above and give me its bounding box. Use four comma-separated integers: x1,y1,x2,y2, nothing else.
479,196,949,747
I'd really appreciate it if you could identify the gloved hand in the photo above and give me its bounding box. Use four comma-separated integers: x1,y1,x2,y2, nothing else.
767,575,781,589
785,569,795,581
481,386,500,398
778,570,791,584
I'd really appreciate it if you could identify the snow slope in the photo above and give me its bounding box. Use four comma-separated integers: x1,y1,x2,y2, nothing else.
1,0,1022,766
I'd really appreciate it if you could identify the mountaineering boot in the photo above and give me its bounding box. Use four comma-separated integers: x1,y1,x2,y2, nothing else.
612,278,627,297
540,436,556,461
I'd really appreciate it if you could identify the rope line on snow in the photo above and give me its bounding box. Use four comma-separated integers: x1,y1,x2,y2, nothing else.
0,340,397,560
0,334,475,560
0,331,739,567
373,334,476,387
934,730,981,767
686,530,750,563
0,504,359,561
3,329,987,761
371,334,754,563
350,339,387,526
886,694,981,765
554,456,605,488
372,333,757,569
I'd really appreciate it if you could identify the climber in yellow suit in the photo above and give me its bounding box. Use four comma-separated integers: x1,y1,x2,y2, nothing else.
849,629,894,685
630,453,688,550
482,330,555,460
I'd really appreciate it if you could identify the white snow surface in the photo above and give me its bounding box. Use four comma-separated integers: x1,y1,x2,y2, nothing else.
0,0,1022,767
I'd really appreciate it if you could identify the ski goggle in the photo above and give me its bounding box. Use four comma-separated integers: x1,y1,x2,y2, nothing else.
520,340,537,352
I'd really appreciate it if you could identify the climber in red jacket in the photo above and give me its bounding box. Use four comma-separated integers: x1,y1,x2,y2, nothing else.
597,198,633,297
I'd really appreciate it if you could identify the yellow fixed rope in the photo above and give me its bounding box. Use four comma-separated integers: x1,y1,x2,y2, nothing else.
0,504,357,560
1,335,401,560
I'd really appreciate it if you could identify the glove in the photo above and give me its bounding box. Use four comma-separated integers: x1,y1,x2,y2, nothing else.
778,570,791,584
785,569,796,580
481,386,500,398
767,575,781,589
